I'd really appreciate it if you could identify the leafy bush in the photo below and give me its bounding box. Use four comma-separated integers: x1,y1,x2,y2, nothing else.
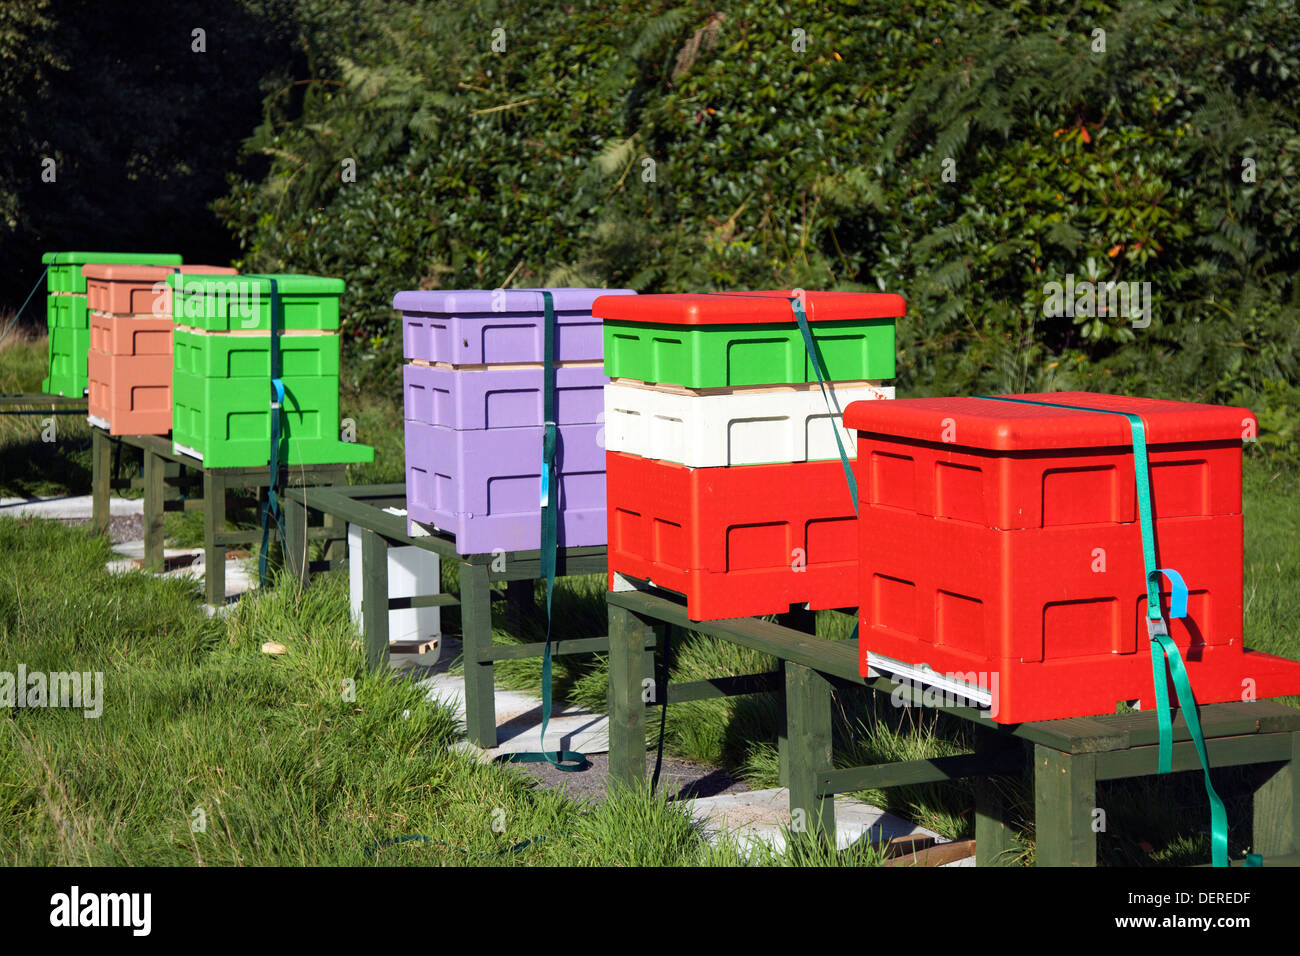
213,0,1300,453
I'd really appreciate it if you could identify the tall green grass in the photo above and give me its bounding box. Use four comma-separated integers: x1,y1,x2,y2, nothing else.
0,517,773,866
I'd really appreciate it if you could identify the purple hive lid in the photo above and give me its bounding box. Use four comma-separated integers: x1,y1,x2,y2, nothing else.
392,287,634,314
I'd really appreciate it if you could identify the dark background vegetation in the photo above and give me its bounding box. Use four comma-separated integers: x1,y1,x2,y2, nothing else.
3,0,1298,457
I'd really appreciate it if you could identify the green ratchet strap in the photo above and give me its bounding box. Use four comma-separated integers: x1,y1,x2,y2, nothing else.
258,279,288,588
496,291,589,772
979,395,1229,867
790,297,858,507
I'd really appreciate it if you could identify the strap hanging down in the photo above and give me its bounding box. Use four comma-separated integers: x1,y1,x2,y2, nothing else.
259,279,288,588
496,291,589,772
979,395,1229,867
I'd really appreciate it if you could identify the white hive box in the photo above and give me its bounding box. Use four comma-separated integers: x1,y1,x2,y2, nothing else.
603,379,894,467
348,525,442,652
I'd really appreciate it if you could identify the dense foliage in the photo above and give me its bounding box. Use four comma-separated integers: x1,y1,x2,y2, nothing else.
5,0,1298,456
1,0,297,302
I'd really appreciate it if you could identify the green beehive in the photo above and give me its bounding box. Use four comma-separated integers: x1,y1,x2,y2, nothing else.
168,273,343,331
172,329,341,379
171,369,373,468
45,325,92,397
601,318,896,388
165,271,371,468
41,251,182,396
42,251,183,294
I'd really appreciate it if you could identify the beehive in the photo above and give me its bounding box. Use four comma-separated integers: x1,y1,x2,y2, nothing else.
598,291,905,621
845,391,1300,723
85,263,236,436
165,272,373,468
40,251,182,396
396,288,635,553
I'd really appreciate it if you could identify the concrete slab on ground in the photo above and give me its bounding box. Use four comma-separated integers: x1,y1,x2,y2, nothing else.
684,787,966,861
420,672,611,759
2,495,142,520
105,538,255,603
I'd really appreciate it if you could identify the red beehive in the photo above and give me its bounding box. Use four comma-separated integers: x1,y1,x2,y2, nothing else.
844,391,1300,723
84,263,236,435
606,450,859,620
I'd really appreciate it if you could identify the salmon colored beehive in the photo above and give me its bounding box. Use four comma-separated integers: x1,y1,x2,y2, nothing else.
85,263,237,436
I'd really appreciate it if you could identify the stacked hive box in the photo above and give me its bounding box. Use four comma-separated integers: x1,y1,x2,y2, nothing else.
845,391,1300,723
396,288,635,553
595,290,905,621
85,264,237,435
41,251,182,397
166,272,374,468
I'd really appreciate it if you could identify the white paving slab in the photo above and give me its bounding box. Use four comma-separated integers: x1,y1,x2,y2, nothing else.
1,495,142,519
682,786,979,865
419,672,611,759
105,539,255,603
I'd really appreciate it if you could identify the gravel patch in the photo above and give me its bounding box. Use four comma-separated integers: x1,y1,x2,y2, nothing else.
62,513,143,546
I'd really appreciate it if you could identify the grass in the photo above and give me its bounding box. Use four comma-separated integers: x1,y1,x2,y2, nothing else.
0,517,769,866
4,329,1298,865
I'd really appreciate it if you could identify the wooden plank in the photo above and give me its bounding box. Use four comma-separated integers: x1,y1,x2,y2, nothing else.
661,672,783,704
488,553,608,579
360,527,390,671
285,482,405,501
91,427,110,535
203,470,226,605
483,636,612,661
1034,745,1097,866
459,561,498,748
1026,701,1300,753
1253,731,1299,858
0,392,87,410
464,544,607,565
282,496,307,587
975,731,1022,866
505,579,533,636
1095,732,1296,781
786,661,835,846
882,838,977,867
386,593,461,611
608,603,653,784
818,748,1024,796
142,450,165,573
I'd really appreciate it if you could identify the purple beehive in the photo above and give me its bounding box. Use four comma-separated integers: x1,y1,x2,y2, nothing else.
405,420,606,553
396,288,636,365
403,362,607,429
396,286,636,554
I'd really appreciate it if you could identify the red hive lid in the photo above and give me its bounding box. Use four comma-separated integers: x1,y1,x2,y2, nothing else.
843,391,1256,450
591,290,906,325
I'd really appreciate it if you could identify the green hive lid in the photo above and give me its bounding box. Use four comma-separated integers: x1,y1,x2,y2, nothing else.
42,251,183,266
166,272,345,295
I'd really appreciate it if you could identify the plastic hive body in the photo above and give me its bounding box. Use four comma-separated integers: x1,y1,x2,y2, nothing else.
845,391,1300,723
84,263,236,436
598,290,904,621
397,288,636,554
